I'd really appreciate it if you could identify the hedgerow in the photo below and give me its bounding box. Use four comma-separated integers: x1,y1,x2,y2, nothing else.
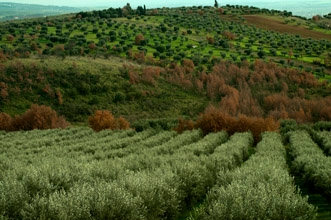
313,131,331,155
289,130,331,197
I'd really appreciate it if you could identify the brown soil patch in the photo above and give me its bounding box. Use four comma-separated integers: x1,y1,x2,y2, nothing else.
243,15,331,40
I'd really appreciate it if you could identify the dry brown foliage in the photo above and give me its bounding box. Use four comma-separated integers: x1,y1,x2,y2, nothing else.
88,110,116,132
116,116,131,130
11,104,70,130
135,34,145,45
141,66,160,86
55,89,63,105
0,112,13,131
88,110,130,132
223,31,236,40
194,105,279,144
206,36,215,45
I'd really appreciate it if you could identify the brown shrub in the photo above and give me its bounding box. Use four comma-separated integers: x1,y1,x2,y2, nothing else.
193,106,279,144
135,34,145,45
11,104,69,130
88,110,130,132
223,31,236,40
182,59,195,74
206,36,215,45
116,116,131,130
0,112,13,131
55,89,63,105
141,66,160,86
195,105,235,135
88,110,116,132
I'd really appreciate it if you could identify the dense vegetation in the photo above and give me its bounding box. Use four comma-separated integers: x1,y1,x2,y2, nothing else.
0,3,330,129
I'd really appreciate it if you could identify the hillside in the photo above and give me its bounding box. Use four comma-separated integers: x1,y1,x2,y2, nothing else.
0,4,331,126
0,2,86,21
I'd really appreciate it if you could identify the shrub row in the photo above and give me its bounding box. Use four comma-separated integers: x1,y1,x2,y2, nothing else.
165,132,253,209
104,130,177,158
177,131,228,156
289,130,331,197
190,132,317,220
209,132,253,171
310,130,331,156
0,128,253,219
147,129,202,155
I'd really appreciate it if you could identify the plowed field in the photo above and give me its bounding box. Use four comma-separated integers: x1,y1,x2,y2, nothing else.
244,15,331,40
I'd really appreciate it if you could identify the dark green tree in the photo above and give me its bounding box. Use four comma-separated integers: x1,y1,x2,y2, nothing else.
214,0,219,8
136,5,146,15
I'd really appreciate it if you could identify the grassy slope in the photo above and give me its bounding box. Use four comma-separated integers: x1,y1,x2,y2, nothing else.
1,56,208,124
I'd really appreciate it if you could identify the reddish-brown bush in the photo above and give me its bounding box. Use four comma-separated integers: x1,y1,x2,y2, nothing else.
55,89,63,105
88,110,130,131
223,31,236,40
206,36,215,45
6,34,14,42
88,110,116,132
0,112,13,131
11,104,69,130
116,116,131,130
135,34,145,45
141,66,160,86
192,105,279,144
182,59,195,74
195,105,235,135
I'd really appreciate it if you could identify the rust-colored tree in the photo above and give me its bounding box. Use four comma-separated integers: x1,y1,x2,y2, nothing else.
193,105,279,144
135,34,145,45
11,104,69,130
195,105,235,135
0,112,13,131
88,110,130,131
182,59,195,74
88,110,116,132
206,36,215,45
141,66,160,86
223,31,236,40
116,116,131,130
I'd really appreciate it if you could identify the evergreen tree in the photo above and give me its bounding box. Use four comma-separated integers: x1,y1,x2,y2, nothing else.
137,6,146,15
214,0,219,8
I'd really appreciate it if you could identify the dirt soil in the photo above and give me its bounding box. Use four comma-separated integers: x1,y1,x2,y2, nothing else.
243,15,331,40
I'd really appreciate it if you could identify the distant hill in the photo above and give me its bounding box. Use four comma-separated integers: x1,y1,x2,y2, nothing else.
0,2,91,20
